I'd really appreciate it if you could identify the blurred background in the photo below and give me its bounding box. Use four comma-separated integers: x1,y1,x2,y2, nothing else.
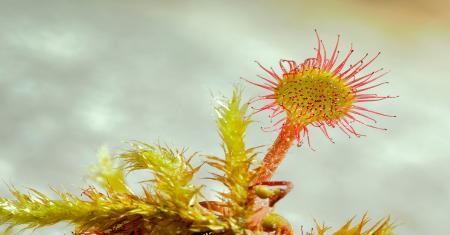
0,0,449,234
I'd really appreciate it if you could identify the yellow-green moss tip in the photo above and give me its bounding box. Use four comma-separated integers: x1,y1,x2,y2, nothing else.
206,86,258,233
314,215,396,235
88,146,130,194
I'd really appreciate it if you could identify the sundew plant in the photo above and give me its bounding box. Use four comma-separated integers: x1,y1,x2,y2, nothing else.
0,32,397,235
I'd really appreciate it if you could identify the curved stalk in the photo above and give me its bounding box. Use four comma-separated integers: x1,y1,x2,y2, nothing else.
252,124,296,184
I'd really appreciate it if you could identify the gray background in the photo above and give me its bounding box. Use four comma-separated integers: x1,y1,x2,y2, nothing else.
0,0,449,234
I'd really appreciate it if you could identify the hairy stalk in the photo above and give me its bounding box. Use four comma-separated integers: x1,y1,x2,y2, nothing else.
246,123,296,231
252,123,296,184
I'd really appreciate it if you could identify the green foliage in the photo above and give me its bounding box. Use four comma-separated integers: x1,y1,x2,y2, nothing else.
118,142,226,232
0,143,226,234
314,215,397,235
0,185,156,233
206,86,257,233
88,146,130,194
119,143,200,211
0,87,397,235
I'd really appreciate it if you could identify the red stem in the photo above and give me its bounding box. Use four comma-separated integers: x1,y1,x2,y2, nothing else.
252,124,296,185
246,124,296,230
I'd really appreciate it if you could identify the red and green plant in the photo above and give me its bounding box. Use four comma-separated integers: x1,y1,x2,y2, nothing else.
0,32,397,235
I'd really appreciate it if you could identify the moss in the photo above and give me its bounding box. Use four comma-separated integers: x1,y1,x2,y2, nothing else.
1,32,397,234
